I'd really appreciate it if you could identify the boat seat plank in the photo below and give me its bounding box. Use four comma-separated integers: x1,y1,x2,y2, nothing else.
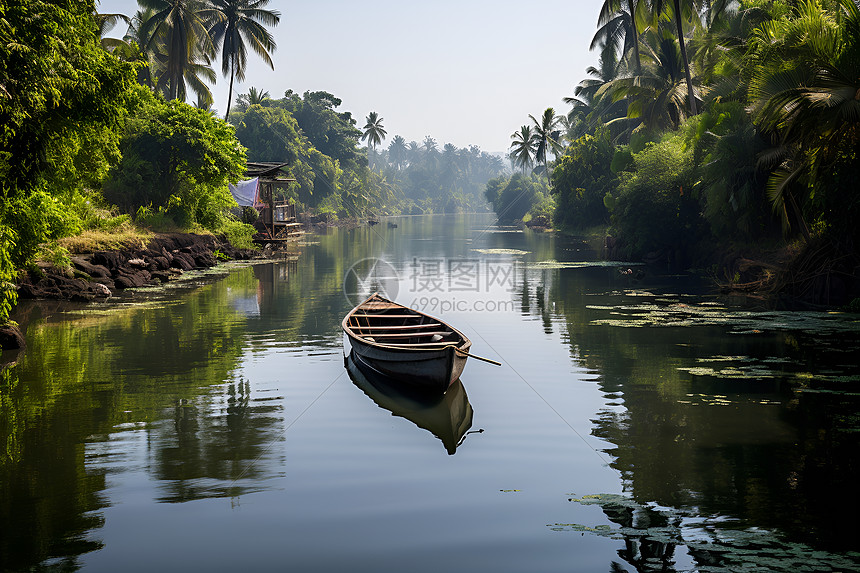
352,313,422,319
375,342,466,347
362,331,453,339
351,323,442,331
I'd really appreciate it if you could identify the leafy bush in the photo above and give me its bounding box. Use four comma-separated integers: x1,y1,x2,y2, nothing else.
219,220,257,250
5,190,82,267
135,205,181,232
36,242,72,273
552,127,616,231
685,103,770,239
233,105,343,208
104,88,246,227
526,194,556,226
484,174,549,223
0,224,16,322
0,0,137,322
611,132,703,258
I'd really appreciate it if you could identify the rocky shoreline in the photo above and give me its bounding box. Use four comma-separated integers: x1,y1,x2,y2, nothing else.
1,233,260,351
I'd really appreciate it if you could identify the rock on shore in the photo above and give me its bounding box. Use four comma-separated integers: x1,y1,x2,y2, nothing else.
16,233,257,303
0,323,25,350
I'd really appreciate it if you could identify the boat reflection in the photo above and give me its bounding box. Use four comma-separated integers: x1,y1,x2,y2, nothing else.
345,352,476,454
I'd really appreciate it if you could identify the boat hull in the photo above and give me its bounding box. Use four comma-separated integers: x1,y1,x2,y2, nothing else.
347,333,470,393
342,293,472,393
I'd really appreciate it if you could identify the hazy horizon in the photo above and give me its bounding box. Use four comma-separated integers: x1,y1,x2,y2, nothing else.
97,0,601,153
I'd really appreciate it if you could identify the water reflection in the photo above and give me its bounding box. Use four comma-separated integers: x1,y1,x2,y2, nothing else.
150,377,286,503
2,215,858,572
1,269,285,570
546,265,860,552
345,352,475,454
559,493,860,572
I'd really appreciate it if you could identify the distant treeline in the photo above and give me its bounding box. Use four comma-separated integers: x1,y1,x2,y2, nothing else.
231,89,506,217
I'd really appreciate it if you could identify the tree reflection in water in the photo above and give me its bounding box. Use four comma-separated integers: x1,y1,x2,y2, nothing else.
556,493,860,572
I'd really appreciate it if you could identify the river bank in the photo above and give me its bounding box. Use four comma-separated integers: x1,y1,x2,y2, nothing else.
1,215,373,352
1,233,262,351
553,223,860,310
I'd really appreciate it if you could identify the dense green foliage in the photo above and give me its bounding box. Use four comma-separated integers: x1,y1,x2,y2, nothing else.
103,87,246,228
484,174,550,223
552,127,616,230
0,1,261,323
498,0,860,275
0,0,137,322
231,90,377,214
612,132,702,258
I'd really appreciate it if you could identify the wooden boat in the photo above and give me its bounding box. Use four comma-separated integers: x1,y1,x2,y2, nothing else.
342,293,472,393
345,352,474,454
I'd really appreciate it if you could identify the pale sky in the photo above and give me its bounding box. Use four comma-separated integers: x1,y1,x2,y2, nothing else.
97,0,602,153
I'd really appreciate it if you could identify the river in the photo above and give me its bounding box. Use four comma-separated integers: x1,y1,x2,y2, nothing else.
2,214,858,572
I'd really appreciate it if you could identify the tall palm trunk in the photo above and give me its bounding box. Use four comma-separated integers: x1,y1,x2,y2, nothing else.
628,0,641,75
169,74,178,100
225,58,235,120
673,0,697,115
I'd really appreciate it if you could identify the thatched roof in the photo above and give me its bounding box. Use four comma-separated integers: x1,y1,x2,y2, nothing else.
245,162,294,180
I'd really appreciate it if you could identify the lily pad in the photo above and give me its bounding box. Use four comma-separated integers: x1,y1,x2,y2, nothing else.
526,260,644,269
471,248,530,255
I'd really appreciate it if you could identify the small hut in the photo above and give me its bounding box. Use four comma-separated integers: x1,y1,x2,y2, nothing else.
229,162,301,241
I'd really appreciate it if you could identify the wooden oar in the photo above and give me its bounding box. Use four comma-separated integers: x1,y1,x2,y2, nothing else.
453,347,501,366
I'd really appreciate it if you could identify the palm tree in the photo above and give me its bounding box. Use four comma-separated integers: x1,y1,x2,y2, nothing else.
649,0,707,115
529,108,563,181
208,0,280,121
96,12,131,52
691,2,771,102
119,8,159,87
598,26,700,134
441,143,461,190
248,86,270,105
509,125,536,173
138,0,218,101
194,93,217,113
407,141,422,166
570,42,623,105
564,42,631,140
233,86,269,111
421,135,438,154
421,136,439,169
388,135,408,170
593,0,648,74
124,8,155,47
361,111,387,152
748,0,860,237
149,39,217,104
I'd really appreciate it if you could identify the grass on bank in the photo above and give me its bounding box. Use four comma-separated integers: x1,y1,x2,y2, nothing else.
57,221,153,254
45,214,257,273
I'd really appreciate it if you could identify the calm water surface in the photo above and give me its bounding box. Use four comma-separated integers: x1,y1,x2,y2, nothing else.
2,214,859,572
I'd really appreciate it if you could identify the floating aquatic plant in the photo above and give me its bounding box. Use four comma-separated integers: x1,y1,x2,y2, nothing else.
471,248,530,255
526,260,644,269
552,494,860,572
586,297,860,335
